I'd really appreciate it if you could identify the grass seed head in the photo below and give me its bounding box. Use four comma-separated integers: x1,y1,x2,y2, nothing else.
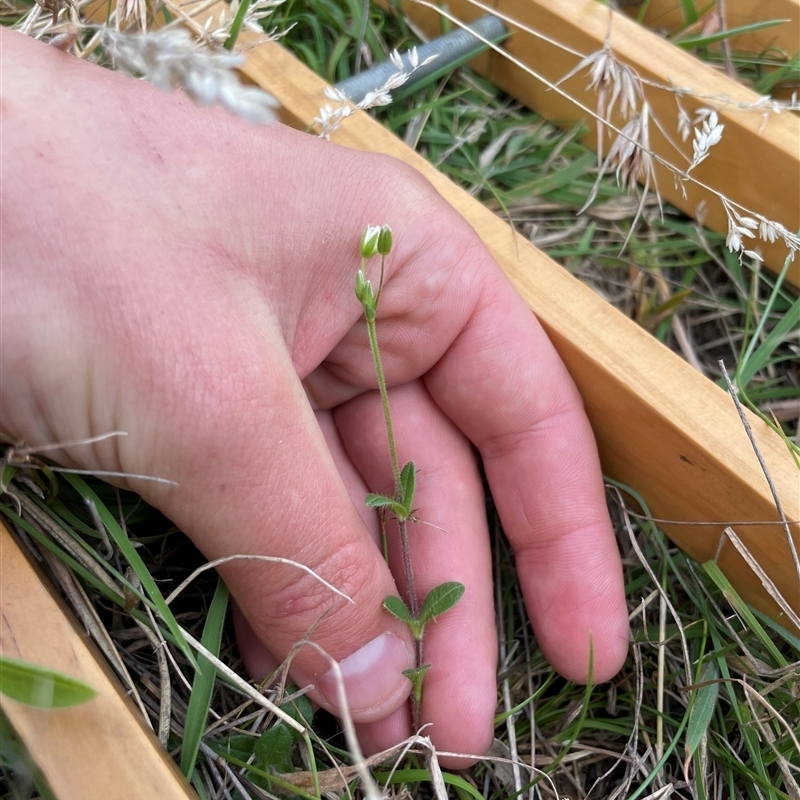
102,27,279,125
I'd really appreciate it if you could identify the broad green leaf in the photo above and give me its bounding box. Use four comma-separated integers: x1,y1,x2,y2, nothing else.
255,723,295,773
181,578,229,780
281,690,313,733
383,595,414,624
399,461,416,516
685,660,720,763
0,655,97,708
218,734,258,761
419,582,465,625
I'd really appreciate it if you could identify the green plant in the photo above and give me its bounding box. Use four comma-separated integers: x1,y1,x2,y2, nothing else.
354,224,465,727
0,655,97,709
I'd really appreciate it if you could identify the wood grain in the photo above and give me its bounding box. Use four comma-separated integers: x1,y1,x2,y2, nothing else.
238,39,800,624
629,0,800,56
0,524,196,800
395,0,800,286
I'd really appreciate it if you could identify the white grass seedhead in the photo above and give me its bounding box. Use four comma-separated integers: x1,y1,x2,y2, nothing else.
607,104,653,193
314,49,438,139
583,43,642,123
102,27,279,125
686,108,725,174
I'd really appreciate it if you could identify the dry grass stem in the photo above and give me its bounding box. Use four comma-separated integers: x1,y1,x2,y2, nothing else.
719,359,800,580
613,486,692,683
164,553,354,606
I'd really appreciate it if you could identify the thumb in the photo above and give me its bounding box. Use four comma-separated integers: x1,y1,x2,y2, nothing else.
146,337,415,724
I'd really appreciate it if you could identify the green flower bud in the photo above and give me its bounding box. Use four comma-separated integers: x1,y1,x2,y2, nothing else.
360,225,381,259
355,269,377,321
355,269,371,303
377,225,393,256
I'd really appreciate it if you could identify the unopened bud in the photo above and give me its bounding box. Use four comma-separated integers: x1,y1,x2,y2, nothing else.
377,225,393,256
360,226,381,259
355,269,377,320
355,269,371,303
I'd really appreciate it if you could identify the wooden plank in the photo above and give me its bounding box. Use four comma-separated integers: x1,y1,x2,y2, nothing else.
237,40,800,624
629,0,800,57
0,524,196,800
396,0,800,287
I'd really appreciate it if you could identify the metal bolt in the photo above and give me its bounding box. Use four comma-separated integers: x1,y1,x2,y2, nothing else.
334,15,508,104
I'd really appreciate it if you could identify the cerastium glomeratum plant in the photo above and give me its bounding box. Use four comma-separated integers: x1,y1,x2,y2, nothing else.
355,225,464,728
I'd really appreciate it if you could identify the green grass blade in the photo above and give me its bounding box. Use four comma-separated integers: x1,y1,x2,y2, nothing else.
701,561,787,666
61,473,198,670
679,0,699,24
676,19,789,49
737,295,800,387
374,768,485,800
0,502,125,606
223,0,251,51
684,659,719,763
180,578,229,780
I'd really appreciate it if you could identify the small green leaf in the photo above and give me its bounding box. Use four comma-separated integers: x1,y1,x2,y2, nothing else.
255,723,295,773
365,493,406,518
402,664,431,682
399,461,416,516
0,655,97,708
403,664,431,703
365,492,395,508
383,595,414,624
419,582,465,626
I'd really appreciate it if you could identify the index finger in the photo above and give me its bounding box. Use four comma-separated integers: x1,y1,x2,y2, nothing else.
424,249,629,683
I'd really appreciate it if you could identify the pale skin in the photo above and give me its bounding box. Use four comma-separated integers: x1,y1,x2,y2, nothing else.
1,29,629,763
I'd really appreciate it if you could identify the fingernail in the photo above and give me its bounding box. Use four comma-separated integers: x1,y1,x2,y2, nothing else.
318,632,413,721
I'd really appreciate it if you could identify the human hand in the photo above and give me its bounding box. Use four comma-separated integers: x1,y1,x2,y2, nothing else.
1,29,628,761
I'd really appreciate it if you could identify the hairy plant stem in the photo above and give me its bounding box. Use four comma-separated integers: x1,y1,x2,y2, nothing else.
364,311,418,620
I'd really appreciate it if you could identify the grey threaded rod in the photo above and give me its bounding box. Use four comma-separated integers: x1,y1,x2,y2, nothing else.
334,15,508,104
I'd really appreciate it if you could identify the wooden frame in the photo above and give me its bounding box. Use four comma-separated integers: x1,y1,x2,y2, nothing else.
0,524,196,800
240,39,799,622
2,6,798,797
630,0,800,57
397,0,800,286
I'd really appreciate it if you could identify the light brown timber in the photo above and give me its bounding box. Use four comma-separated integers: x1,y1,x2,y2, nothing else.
237,40,799,623
2,10,798,791
395,0,800,287
0,524,197,800
627,0,800,57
